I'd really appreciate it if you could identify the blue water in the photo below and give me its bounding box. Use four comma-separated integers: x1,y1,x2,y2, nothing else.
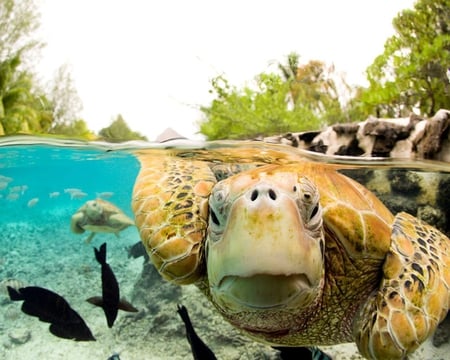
0,145,140,225
0,141,152,359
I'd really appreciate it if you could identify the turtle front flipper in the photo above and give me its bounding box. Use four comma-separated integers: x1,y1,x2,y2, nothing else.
85,232,96,244
70,211,86,234
132,153,217,285
354,212,450,359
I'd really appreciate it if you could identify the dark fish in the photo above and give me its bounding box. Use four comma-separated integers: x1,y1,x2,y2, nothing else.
87,242,138,327
272,346,332,360
127,241,149,261
7,286,95,341
177,304,217,360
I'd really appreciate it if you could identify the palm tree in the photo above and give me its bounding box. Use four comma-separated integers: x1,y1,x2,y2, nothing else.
278,52,301,106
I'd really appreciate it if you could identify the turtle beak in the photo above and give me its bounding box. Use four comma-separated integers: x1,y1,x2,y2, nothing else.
207,182,324,311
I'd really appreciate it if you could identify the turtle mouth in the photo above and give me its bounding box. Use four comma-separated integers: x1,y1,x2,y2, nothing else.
214,273,314,310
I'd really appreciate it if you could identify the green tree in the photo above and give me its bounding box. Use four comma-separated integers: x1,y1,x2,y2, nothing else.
0,0,47,135
199,72,319,140
291,59,346,124
278,52,345,121
361,0,450,117
47,63,84,135
98,114,147,142
0,0,42,63
0,55,51,134
50,118,95,139
199,54,350,140
0,0,96,138
278,52,301,106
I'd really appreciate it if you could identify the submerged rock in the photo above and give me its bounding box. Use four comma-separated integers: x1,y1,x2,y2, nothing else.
433,313,450,348
8,328,31,345
417,206,447,233
388,170,422,195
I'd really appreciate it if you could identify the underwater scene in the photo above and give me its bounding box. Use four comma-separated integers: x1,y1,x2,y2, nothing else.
1,136,450,360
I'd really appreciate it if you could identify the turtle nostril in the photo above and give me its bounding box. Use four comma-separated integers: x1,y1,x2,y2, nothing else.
250,188,277,201
268,189,277,200
250,189,258,201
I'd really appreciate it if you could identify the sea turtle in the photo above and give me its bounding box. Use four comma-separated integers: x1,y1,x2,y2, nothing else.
71,198,134,243
131,145,450,359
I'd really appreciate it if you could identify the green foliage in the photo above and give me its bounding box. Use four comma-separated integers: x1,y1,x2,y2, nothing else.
361,0,450,117
0,56,51,134
290,59,346,124
201,0,450,140
199,54,348,140
98,114,147,142
50,119,95,140
0,0,50,135
0,0,42,64
199,73,317,140
0,0,95,139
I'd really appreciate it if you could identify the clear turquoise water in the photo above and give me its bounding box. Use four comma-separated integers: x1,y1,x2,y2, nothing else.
0,143,139,225
0,138,149,359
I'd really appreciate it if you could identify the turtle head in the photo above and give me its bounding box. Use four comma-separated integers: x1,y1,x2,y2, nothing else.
206,167,325,321
85,200,103,220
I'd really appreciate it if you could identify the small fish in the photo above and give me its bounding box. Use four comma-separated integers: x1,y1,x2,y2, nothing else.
0,175,13,183
177,304,217,360
49,191,60,198
70,191,88,200
87,243,138,327
96,191,114,199
0,181,8,190
9,185,28,194
27,197,39,208
127,241,149,261
7,286,95,341
6,193,19,201
64,188,82,194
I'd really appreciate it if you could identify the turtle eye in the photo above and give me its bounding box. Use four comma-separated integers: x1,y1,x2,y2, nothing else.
295,177,322,231
208,182,229,243
213,189,226,203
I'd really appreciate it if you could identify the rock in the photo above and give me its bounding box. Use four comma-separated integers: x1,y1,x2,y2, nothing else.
376,194,419,217
263,109,450,161
413,109,450,161
339,169,375,185
387,170,422,195
417,206,446,232
131,261,182,312
433,313,450,348
8,328,31,345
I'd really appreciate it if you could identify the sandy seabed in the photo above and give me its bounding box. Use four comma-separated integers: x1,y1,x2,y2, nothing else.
0,220,449,360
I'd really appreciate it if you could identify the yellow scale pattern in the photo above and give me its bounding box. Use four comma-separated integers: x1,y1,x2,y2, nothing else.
132,154,216,284
355,212,450,359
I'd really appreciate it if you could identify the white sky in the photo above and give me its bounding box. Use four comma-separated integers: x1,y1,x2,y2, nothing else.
36,0,416,140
